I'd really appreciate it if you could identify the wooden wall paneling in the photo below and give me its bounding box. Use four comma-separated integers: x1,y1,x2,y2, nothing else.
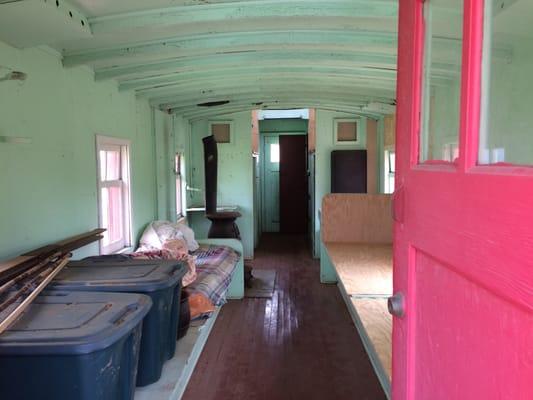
321,194,393,244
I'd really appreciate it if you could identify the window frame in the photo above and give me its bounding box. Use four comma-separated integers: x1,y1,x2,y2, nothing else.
333,118,360,145
95,135,132,255
384,149,396,194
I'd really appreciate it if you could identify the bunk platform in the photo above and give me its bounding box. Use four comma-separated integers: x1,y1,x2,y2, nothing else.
320,194,393,399
136,238,245,400
135,308,221,400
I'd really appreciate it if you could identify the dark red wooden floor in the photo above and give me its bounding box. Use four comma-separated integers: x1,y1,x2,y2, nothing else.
183,234,387,400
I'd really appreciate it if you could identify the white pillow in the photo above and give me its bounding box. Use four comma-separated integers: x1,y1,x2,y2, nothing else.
174,222,199,252
139,220,199,252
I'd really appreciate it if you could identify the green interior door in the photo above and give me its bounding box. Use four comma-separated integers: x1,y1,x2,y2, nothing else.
262,136,280,232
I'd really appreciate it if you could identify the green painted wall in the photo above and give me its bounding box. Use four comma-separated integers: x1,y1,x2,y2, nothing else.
0,42,159,260
313,110,370,257
185,112,254,259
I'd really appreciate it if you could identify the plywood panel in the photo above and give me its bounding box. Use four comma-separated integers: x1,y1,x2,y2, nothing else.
321,194,393,244
384,114,396,148
325,242,392,295
351,297,392,381
367,119,378,194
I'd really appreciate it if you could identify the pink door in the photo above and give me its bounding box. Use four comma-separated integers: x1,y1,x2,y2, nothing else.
393,0,533,399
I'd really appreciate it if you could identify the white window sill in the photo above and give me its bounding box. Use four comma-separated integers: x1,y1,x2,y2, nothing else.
113,246,135,255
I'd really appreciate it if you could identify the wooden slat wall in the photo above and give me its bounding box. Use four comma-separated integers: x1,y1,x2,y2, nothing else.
321,194,393,243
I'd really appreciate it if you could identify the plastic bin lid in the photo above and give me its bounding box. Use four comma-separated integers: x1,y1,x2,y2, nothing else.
0,291,152,355
52,259,186,292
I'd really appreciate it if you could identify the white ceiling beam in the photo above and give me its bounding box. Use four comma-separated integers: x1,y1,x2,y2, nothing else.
95,51,398,81
119,64,397,92
88,0,398,35
62,30,398,68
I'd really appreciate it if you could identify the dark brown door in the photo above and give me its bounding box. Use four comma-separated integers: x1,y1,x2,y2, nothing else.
279,135,308,234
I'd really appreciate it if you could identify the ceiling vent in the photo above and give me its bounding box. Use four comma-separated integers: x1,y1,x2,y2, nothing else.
197,100,230,107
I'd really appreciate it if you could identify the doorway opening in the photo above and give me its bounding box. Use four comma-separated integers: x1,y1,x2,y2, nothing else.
255,110,313,248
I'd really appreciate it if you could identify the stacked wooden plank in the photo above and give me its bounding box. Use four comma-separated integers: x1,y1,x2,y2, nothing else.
0,229,104,335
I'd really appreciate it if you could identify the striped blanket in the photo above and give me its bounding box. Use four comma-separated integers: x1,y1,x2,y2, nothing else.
188,244,240,306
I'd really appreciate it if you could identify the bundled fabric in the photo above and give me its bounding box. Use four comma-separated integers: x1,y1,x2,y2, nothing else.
188,244,240,307
131,238,197,287
132,221,240,320
138,221,199,252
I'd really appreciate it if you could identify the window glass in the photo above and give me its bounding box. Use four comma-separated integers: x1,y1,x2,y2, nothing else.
101,186,124,247
270,143,280,163
99,148,121,181
420,0,464,163
479,0,533,165
175,153,183,217
384,150,396,194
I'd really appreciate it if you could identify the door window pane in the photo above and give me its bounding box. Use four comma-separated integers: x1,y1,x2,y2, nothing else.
420,0,464,163
479,0,533,166
270,143,280,163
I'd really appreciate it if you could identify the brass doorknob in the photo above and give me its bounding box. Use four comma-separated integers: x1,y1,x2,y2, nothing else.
388,292,405,318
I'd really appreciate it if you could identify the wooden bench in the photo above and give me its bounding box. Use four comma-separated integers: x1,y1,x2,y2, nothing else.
320,194,393,399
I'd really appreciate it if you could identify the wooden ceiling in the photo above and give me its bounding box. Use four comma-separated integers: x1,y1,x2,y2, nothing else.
2,0,404,119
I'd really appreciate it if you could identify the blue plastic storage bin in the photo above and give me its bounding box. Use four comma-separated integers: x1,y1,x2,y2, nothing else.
50,258,186,386
0,291,151,400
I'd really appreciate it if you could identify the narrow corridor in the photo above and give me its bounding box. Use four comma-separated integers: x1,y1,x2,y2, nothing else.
184,234,387,400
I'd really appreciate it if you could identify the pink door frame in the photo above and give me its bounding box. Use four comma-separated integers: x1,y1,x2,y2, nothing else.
393,0,533,399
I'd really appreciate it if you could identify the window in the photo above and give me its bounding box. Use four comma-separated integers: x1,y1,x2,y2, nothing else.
420,0,464,162
96,136,132,254
479,0,533,166
209,121,232,144
384,150,395,194
270,143,280,163
334,119,359,145
175,153,184,217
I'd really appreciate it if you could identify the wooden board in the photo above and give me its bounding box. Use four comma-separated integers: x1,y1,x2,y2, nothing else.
325,242,392,296
384,114,396,149
351,297,392,383
0,256,33,275
321,194,392,244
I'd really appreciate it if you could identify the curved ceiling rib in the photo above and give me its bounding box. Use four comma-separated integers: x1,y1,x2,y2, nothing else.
53,0,401,118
